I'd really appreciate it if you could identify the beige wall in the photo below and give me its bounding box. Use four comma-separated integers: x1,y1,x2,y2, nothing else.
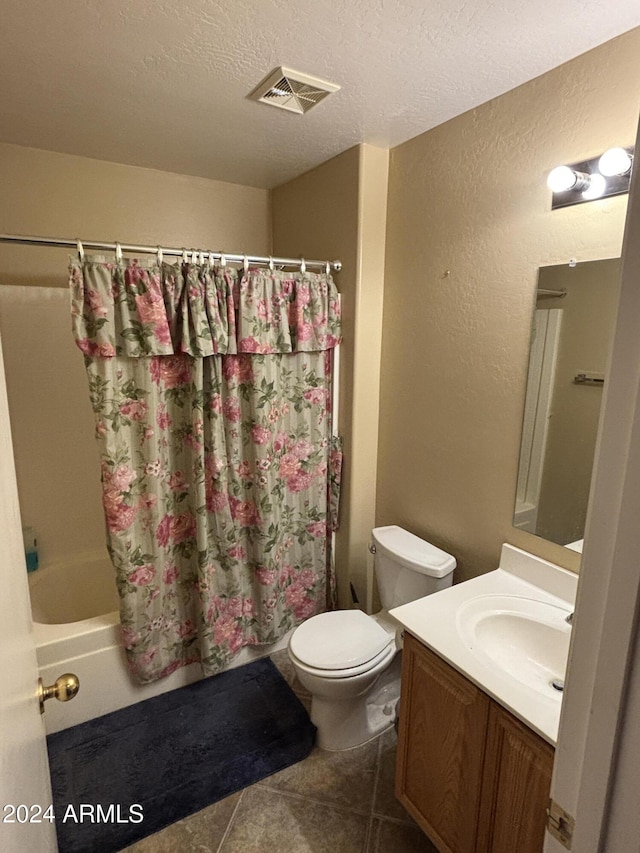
377,28,640,581
272,145,389,608
0,286,101,567
0,144,270,566
0,142,270,288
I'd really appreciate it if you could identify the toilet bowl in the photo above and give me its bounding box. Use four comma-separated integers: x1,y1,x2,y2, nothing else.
288,526,456,750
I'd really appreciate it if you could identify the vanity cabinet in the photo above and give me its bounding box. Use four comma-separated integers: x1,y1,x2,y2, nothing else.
396,632,554,853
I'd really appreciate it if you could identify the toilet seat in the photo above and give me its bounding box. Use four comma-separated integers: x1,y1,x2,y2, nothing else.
289,610,394,676
289,641,396,679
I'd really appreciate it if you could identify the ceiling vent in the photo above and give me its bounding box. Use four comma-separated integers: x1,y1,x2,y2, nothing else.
249,67,340,115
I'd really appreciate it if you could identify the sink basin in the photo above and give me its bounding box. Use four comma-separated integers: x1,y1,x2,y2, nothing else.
456,594,571,699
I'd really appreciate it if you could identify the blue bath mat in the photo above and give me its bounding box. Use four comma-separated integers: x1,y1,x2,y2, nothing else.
47,657,316,852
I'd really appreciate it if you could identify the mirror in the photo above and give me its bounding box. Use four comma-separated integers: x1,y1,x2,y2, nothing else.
514,258,620,550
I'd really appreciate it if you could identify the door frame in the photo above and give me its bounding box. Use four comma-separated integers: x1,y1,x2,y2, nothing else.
545,117,640,850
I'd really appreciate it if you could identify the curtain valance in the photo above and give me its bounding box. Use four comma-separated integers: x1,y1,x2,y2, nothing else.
70,259,342,358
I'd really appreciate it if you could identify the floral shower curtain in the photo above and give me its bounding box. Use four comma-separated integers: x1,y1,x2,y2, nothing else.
70,257,342,684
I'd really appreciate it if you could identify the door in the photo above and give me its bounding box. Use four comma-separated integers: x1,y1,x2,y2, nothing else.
0,334,57,852
544,118,640,850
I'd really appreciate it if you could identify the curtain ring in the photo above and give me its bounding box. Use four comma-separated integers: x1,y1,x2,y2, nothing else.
268,256,274,272
208,252,215,269
300,258,306,275
220,253,227,268
115,242,123,263
199,251,205,266
182,248,188,264
243,255,249,274
76,239,85,263
156,245,163,265
190,249,198,264
325,261,330,276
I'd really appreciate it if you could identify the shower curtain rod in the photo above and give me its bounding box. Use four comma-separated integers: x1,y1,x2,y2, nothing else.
0,233,342,272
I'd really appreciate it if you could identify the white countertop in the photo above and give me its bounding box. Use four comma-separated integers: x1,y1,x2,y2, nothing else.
390,544,578,745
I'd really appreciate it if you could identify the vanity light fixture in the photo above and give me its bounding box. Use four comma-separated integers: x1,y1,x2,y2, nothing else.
547,146,634,209
547,165,590,193
598,146,633,177
581,172,607,201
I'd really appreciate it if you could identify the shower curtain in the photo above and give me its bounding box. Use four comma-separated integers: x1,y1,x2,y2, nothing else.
70,257,342,684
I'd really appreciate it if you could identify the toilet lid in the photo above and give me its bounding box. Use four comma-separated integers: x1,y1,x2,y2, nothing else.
290,610,393,670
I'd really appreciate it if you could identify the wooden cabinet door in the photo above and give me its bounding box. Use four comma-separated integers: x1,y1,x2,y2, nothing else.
476,703,554,853
396,633,490,853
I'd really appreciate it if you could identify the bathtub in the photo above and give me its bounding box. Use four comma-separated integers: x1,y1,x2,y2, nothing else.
29,553,290,734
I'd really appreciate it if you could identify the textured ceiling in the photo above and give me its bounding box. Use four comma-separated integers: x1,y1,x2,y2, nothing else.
1,1,639,189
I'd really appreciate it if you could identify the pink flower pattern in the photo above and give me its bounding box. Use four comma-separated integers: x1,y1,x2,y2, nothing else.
128,565,155,585
70,259,342,685
251,424,271,445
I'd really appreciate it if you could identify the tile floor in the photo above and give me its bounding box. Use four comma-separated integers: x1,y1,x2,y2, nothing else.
122,650,437,853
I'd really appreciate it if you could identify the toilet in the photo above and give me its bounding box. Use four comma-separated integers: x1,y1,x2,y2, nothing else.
288,525,456,750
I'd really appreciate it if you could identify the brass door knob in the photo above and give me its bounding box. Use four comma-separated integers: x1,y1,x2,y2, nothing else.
38,673,80,714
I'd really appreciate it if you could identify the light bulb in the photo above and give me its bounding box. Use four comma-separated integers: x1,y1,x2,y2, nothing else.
547,166,579,192
582,173,607,200
598,147,633,177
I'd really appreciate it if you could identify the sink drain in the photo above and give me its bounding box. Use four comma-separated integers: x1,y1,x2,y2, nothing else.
551,679,564,692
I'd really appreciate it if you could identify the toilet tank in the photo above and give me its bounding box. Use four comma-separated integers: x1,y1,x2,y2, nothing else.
372,525,456,610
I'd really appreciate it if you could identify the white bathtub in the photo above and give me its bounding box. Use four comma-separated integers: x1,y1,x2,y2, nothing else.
29,553,290,734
